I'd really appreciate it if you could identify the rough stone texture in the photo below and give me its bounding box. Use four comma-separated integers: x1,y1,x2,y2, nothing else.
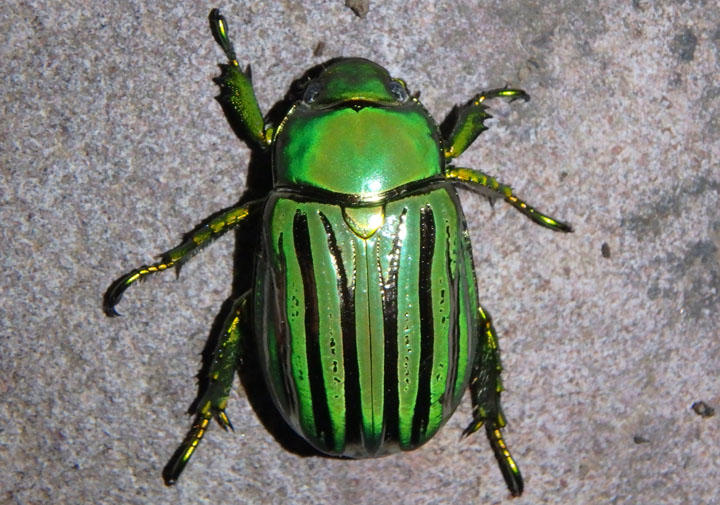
2,1,718,504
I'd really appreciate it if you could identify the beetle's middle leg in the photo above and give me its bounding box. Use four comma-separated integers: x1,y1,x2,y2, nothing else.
162,291,250,485
442,88,528,160
463,305,524,497
104,200,261,316
446,167,573,232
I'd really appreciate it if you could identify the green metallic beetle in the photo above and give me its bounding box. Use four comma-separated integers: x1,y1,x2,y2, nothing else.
105,9,572,497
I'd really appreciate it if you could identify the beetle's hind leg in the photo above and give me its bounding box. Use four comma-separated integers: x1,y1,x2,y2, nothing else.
446,167,573,232
463,305,523,497
163,291,250,485
442,88,528,160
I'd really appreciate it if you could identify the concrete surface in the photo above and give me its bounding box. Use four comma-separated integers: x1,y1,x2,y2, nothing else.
2,1,718,504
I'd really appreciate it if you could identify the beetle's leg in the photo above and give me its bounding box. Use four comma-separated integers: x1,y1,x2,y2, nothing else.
209,9,270,149
443,88,529,160
163,292,250,485
446,167,573,232
104,200,261,316
463,305,524,497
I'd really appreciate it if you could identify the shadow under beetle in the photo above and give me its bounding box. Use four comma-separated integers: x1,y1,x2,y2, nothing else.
105,8,572,497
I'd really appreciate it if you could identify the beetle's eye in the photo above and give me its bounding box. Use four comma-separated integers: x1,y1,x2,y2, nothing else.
389,80,408,102
303,82,322,103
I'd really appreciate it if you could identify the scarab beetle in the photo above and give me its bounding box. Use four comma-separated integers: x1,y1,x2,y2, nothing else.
105,9,572,497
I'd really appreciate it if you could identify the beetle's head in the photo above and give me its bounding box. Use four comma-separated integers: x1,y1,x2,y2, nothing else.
299,58,410,109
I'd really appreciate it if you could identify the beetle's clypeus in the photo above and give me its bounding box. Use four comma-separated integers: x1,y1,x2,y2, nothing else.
105,8,572,497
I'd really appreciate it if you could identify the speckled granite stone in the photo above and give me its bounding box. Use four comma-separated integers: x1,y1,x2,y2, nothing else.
2,2,718,504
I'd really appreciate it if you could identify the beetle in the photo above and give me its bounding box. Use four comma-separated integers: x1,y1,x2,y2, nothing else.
104,8,572,497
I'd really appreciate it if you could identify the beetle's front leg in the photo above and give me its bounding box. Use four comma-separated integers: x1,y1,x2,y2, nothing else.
443,88,528,160
209,9,270,149
162,291,249,485
463,305,523,497
104,200,261,316
446,167,573,232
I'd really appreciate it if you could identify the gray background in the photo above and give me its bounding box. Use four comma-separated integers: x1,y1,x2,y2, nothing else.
2,1,718,504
